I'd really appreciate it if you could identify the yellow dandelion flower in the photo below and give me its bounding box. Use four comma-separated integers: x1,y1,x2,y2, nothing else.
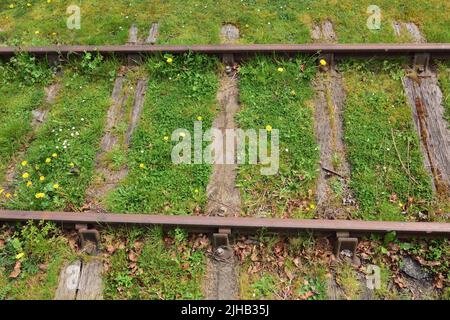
69,162,75,168
277,67,284,73
39,176,45,182
22,172,30,179
53,183,59,189
139,163,145,169
26,181,33,187
27,3,32,7
35,30,40,35
166,57,173,64
319,59,327,66
399,202,403,207
52,153,58,158
47,0,52,3
194,189,199,193
9,4,14,9
310,204,316,210
35,193,45,199
21,160,28,167
15,252,25,260
266,125,273,132
163,136,169,141
197,116,203,121
5,193,11,199
45,158,51,163
52,32,57,36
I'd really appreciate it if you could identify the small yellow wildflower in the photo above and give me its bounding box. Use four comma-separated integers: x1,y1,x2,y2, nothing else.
47,0,52,3
27,3,31,7
52,32,57,36
163,136,169,141
21,160,28,167
5,193,11,199
9,4,14,9
26,181,33,187
35,193,45,199
53,183,59,189
35,30,40,35
319,59,327,66
40,176,45,182
197,116,203,121
277,67,284,73
194,189,199,193
399,202,404,208
69,162,75,168
22,172,30,179
310,204,316,210
166,57,173,64
52,153,58,158
266,125,273,132
15,252,25,260
139,163,145,169
45,158,51,163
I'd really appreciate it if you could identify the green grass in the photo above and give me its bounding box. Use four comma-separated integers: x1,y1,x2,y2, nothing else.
1,1,448,46
1,55,118,211
0,55,53,184
341,60,433,220
103,227,206,300
238,234,328,300
438,61,450,123
106,54,218,214
237,56,319,218
0,222,76,300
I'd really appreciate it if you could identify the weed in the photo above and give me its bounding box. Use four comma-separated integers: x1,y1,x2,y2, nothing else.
106,54,219,214
237,55,319,218
0,222,75,299
2,59,118,210
341,60,433,220
103,227,206,300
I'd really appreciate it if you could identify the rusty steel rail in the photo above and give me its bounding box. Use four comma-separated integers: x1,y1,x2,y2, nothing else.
0,43,450,59
0,210,449,238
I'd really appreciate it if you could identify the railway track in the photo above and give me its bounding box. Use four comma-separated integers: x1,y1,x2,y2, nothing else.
0,43,450,60
0,37,449,300
0,210,449,238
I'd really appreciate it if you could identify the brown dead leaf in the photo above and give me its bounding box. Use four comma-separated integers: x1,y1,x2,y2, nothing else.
128,251,138,262
9,261,21,278
133,240,144,251
293,257,301,268
285,268,295,281
181,262,190,270
394,276,406,288
434,273,444,289
0,239,4,249
39,264,48,272
106,244,116,254
389,193,398,203
299,291,314,300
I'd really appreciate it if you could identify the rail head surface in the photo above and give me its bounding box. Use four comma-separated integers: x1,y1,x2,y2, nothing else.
0,210,448,238
0,43,450,59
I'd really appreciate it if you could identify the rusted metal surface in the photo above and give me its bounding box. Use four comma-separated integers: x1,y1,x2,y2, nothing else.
0,43,450,59
0,210,448,237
